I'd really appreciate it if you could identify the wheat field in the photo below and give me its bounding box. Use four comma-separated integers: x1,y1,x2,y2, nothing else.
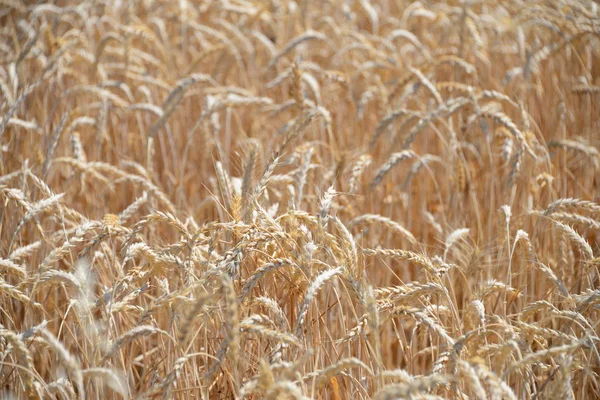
0,0,599,399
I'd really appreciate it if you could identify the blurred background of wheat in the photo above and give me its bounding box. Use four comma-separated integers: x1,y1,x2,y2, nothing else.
1,0,599,398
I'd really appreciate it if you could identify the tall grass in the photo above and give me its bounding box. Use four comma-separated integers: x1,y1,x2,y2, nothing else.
1,1,599,398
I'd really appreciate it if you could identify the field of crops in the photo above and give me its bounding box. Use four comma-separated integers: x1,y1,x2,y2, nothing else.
1,0,599,398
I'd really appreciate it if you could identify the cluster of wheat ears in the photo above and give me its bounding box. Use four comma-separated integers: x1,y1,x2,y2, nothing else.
0,0,599,399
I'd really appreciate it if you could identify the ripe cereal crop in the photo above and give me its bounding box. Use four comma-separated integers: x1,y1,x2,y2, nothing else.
0,1,599,399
